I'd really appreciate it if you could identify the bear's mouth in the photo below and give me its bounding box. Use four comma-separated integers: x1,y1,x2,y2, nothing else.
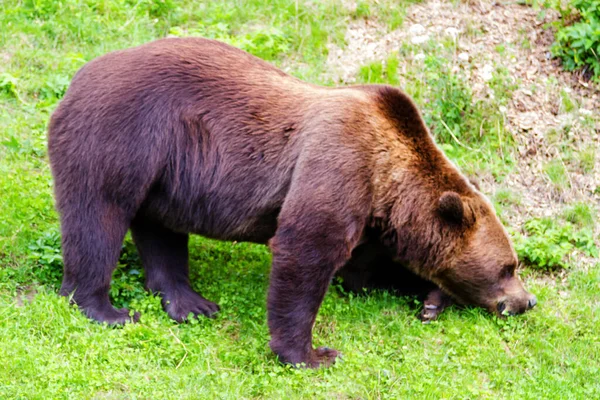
495,295,537,316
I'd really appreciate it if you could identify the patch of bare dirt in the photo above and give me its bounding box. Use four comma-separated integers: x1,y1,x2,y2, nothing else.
326,0,600,236
15,285,37,307
325,19,404,83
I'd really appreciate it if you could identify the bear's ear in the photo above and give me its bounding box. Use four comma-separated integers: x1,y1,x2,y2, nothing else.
438,191,464,224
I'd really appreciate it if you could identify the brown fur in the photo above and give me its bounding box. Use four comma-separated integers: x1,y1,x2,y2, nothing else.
48,37,535,368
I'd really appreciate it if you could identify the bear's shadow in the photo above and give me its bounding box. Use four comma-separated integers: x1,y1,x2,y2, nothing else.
337,240,437,293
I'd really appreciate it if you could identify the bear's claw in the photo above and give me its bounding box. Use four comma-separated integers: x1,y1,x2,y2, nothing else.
85,306,140,325
163,287,220,322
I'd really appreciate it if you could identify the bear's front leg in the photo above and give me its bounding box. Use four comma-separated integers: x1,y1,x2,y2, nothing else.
267,221,356,368
419,288,453,322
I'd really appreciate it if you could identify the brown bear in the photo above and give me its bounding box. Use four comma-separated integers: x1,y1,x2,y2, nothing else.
48,37,536,368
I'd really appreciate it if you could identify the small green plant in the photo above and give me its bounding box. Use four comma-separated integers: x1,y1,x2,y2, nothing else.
492,188,522,217
170,23,292,62
359,61,384,83
139,0,177,19
39,74,70,102
240,28,292,61
578,145,596,173
421,55,475,144
110,238,146,309
563,202,595,226
487,65,519,107
358,54,399,85
552,0,600,80
544,159,569,189
515,217,598,270
354,1,372,18
413,55,514,153
494,188,522,207
0,73,20,99
560,89,577,112
27,229,63,287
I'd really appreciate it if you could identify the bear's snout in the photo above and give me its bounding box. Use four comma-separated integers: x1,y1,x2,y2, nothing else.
496,293,537,316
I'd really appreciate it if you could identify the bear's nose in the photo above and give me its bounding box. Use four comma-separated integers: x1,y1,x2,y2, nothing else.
527,295,537,309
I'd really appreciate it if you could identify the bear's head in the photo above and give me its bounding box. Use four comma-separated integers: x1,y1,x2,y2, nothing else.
390,189,536,317
430,191,536,316
366,84,535,316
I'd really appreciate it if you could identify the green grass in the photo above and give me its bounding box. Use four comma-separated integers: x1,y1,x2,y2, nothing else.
564,202,595,227
1,0,599,398
2,238,600,399
577,145,596,173
544,159,570,190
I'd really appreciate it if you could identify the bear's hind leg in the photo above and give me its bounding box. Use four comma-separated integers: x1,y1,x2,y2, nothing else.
59,202,138,324
131,219,219,322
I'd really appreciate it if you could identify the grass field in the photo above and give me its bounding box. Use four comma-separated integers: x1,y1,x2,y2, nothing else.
1,0,599,398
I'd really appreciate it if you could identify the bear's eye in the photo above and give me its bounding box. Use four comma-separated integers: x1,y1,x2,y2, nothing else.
500,264,515,279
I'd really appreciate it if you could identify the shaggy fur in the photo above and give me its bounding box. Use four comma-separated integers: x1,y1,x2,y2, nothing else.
48,37,535,368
